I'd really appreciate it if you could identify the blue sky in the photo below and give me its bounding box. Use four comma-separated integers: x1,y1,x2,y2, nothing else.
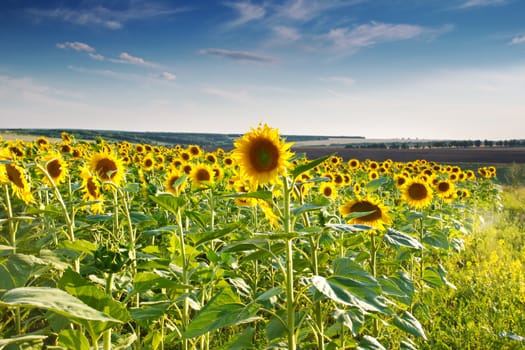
1,0,524,139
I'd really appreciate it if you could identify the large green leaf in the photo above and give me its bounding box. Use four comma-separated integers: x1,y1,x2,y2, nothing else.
393,311,427,339
149,193,185,215
0,287,121,323
357,335,386,350
188,222,242,246
218,326,256,350
365,177,389,192
384,228,424,250
224,190,273,204
325,223,373,232
291,196,330,216
334,307,365,337
183,287,261,338
311,275,387,314
58,329,90,350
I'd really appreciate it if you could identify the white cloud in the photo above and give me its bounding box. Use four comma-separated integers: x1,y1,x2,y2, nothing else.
324,21,452,54
273,26,302,41
88,53,105,61
56,41,95,53
511,35,525,45
458,0,508,8
111,52,160,68
159,72,176,81
224,1,266,26
199,48,276,64
28,4,187,29
277,0,361,21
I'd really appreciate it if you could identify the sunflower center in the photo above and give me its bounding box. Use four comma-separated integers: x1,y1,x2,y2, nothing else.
47,159,62,179
95,158,118,181
196,168,211,182
144,159,153,167
408,183,428,200
168,175,180,189
323,187,333,197
6,164,24,189
438,182,450,193
250,139,279,172
350,201,381,221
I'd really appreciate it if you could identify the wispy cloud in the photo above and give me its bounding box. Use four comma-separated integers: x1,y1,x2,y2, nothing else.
325,21,451,53
28,3,187,30
224,1,266,26
510,34,525,45
458,0,508,8
199,48,276,64
159,72,176,81
202,87,252,102
114,52,160,67
88,53,105,61
56,41,95,53
277,0,362,21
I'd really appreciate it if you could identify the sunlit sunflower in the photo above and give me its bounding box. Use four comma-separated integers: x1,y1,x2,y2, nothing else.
394,174,407,188
164,170,187,195
332,173,345,187
258,199,280,228
40,152,68,186
402,178,433,209
222,156,234,168
0,163,34,203
205,153,217,164
61,132,72,143
89,151,125,186
319,182,337,199
190,163,214,188
35,136,50,150
141,154,156,172
368,170,379,181
182,164,192,175
59,143,72,154
339,196,391,230
80,167,104,213
188,145,203,158
347,158,361,169
435,180,455,199
180,151,191,162
232,124,294,187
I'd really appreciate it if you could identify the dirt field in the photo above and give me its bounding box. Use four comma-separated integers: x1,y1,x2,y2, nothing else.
293,146,525,164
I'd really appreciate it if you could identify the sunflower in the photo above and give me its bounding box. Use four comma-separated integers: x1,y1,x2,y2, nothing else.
319,182,337,199
80,167,104,213
368,170,379,181
188,145,203,158
40,152,68,186
232,124,294,187
435,180,455,199
222,156,234,168
190,164,214,188
394,174,407,188
141,154,156,172
61,132,72,143
339,196,391,230
0,163,34,203
164,170,187,195
35,136,50,150
402,178,433,209
89,152,125,186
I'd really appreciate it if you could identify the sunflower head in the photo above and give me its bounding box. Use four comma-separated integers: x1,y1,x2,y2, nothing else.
1,163,35,203
89,152,125,186
164,170,187,194
232,124,294,187
40,152,68,186
339,196,391,230
402,178,433,209
190,163,215,188
319,182,337,199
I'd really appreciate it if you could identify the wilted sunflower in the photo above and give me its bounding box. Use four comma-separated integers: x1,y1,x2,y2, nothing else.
89,152,125,186
164,170,187,195
339,196,391,230
402,178,433,209
232,124,294,187
190,164,214,188
0,163,34,203
40,152,68,186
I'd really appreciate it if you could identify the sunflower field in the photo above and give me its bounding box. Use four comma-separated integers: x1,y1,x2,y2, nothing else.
0,125,512,350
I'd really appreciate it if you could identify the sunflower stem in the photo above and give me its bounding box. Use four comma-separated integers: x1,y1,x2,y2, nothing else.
176,207,189,350
103,272,114,350
3,184,16,254
283,177,296,350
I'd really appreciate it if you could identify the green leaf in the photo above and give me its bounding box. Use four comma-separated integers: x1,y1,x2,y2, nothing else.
218,326,256,350
384,228,424,250
0,287,121,323
400,339,419,350
128,272,189,301
311,275,386,314
59,239,97,256
357,335,386,350
255,287,282,302
378,274,413,306
130,211,157,225
422,231,449,250
0,335,47,348
224,190,273,204
149,193,185,215
393,311,427,339
422,267,445,288
291,155,331,180
58,329,90,350
189,222,242,246
325,223,373,232
334,307,365,337
183,287,261,338
365,177,389,192
291,196,330,216
130,303,170,325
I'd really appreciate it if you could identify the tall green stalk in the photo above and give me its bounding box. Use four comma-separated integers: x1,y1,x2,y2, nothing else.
282,177,296,350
